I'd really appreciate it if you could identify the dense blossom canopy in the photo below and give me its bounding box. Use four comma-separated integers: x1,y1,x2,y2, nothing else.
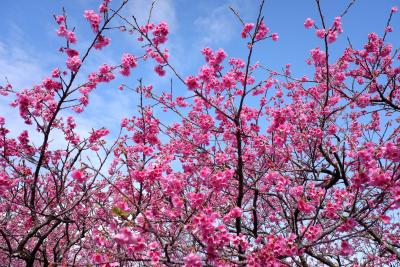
0,0,400,266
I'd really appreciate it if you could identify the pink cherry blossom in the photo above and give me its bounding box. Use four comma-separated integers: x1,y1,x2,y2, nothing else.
94,35,110,49
71,169,87,183
241,23,254,38
183,253,202,267
152,22,169,46
154,65,166,76
304,18,314,29
316,29,326,38
255,21,269,40
1,1,400,266
66,55,81,72
340,241,354,256
84,10,101,32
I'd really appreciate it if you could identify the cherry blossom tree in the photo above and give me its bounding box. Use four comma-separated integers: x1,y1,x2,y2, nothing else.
0,0,400,266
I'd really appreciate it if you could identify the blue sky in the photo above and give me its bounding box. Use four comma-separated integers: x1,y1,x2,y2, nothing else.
0,0,399,146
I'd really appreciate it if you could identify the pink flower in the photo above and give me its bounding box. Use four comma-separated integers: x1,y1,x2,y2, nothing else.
338,218,357,232
71,169,87,183
89,128,110,144
356,94,370,108
51,68,60,78
271,32,279,41
121,54,137,69
184,253,202,267
84,10,101,32
327,32,337,43
385,26,393,33
92,253,103,264
316,29,326,38
120,67,130,76
304,18,314,29
114,227,134,244
229,207,243,218
185,76,199,90
382,142,400,162
0,173,14,192
66,48,79,57
152,22,169,46
121,118,129,127
55,15,65,25
333,16,343,33
97,64,115,82
66,31,77,43
327,124,337,135
340,241,354,256
57,25,67,37
241,23,254,38
214,49,227,65
154,65,166,76
99,3,108,13
255,21,269,40
42,78,62,91
298,198,313,214
114,228,145,252
94,35,110,50
380,215,391,224
392,6,398,13
66,56,81,72
99,0,111,13
304,225,322,242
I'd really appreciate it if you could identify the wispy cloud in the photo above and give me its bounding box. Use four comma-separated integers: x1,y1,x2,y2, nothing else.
127,0,177,32
0,31,126,149
193,0,256,47
194,4,236,46
0,37,49,144
0,43,46,89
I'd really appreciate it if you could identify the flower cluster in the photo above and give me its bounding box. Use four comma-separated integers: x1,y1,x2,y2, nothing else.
84,10,101,32
120,53,137,76
56,15,77,43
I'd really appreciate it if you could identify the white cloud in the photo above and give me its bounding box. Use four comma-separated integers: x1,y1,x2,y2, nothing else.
0,36,125,149
127,0,177,32
0,39,48,144
192,0,258,47
194,4,236,46
0,43,45,90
